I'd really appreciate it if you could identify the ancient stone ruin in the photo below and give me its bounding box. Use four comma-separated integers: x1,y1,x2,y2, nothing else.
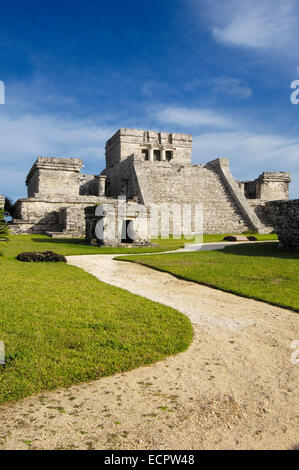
5,128,292,245
268,199,299,251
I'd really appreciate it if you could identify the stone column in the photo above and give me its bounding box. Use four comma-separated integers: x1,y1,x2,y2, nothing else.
0,195,4,210
148,147,154,162
161,149,166,161
238,182,245,196
96,175,107,196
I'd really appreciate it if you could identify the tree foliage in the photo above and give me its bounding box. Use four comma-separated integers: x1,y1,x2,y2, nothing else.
4,197,14,217
0,208,9,243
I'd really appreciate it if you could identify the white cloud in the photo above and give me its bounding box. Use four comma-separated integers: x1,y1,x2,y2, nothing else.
0,113,115,199
211,77,252,99
1,105,298,203
153,106,233,129
151,104,298,197
192,131,299,198
184,77,252,99
196,0,298,52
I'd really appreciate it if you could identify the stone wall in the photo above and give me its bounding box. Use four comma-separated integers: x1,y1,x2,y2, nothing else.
26,157,84,197
85,200,149,246
104,154,270,233
9,128,292,238
26,157,101,199
105,128,192,168
248,200,276,231
78,174,98,195
59,206,86,237
237,172,291,233
10,156,106,236
267,199,299,251
239,172,291,201
103,155,143,201
141,161,253,233
10,196,101,235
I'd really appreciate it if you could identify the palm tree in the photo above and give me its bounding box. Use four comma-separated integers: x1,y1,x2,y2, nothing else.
4,197,14,218
0,208,9,243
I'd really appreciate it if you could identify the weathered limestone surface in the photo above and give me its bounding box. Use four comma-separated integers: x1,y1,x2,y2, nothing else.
104,154,287,234
141,160,252,233
248,200,277,231
85,200,150,246
267,199,299,251
26,157,84,197
8,128,292,239
9,157,104,236
206,158,264,233
11,196,106,236
239,172,291,201
105,128,192,167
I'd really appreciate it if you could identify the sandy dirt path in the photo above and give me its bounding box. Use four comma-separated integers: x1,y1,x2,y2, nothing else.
0,253,298,450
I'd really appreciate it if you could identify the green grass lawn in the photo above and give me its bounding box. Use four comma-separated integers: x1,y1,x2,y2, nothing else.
0,233,280,404
201,232,277,243
0,237,193,405
5,234,187,255
118,243,299,312
4,232,277,257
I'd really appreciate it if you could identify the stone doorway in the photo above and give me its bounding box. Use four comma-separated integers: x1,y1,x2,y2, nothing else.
121,219,135,244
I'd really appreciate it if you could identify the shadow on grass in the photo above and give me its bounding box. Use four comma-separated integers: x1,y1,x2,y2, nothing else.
222,242,299,260
31,237,87,246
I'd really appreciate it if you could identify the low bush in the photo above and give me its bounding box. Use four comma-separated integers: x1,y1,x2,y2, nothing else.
223,235,237,242
16,251,67,263
223,235,258,242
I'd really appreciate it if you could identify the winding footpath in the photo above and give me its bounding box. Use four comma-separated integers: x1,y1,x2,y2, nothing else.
0,244,298,449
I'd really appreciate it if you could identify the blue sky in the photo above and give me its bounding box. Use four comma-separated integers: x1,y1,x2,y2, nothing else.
0,0,299,200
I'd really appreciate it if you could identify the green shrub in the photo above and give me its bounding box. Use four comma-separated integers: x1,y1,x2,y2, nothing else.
16,251,67,262
223,235,237,241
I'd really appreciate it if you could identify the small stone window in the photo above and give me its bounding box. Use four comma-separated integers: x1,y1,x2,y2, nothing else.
142,149,149,161
166,150,173,161
154,150,161,161
244,182,257,199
